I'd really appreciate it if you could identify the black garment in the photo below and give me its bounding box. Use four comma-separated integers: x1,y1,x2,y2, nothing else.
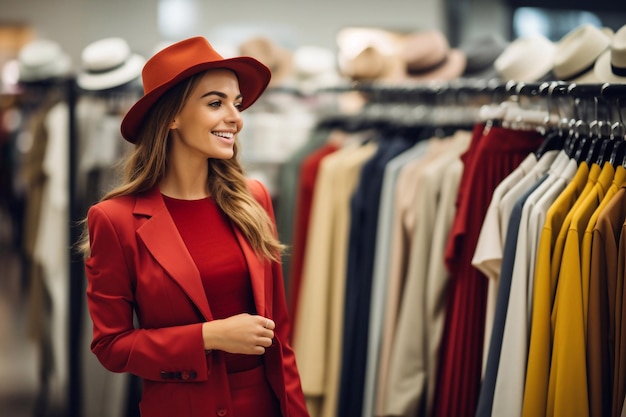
337,132,422,417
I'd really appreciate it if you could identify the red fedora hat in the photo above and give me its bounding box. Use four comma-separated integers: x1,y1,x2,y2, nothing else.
120,36,271,143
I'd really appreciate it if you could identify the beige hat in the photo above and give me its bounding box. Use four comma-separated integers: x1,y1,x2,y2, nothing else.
340,45,406,82
553,24,611,83
494,35,556,82
239,36,294,87
594,24,626,83
400,30,467,82
336,27,408,81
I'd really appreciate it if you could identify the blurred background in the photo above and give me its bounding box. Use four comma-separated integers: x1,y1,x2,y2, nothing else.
1,0,625,62
1,1,626,417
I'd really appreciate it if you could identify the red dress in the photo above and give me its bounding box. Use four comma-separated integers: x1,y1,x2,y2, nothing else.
163,194,282,417
434,125,546,417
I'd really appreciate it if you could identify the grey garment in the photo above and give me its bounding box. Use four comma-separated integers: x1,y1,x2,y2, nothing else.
475,174,547,417
276,126,330,292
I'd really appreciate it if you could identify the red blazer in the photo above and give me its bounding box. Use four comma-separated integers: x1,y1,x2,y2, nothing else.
85,179,309,417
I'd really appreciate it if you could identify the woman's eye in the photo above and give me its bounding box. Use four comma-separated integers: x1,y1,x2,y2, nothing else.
234,102,243,111
209,100,221,108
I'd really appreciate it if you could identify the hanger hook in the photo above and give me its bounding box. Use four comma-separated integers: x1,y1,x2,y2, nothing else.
612,97,626,140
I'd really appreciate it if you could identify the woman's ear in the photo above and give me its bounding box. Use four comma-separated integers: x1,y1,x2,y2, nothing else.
170,118,178,130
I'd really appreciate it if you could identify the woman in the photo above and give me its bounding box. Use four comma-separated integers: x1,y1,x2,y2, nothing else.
79,36,310,417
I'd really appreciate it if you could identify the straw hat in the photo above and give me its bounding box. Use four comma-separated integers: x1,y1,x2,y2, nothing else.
552,24,611,83
120,36,271,143
594,24,626,83
77,37,145,91
18,39,72,82
494,35,556,82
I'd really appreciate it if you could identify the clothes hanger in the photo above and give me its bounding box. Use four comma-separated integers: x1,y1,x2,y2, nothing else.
598,83,626,167
606,96,626,167
533,82,568,158
544,81,582,158
477,80,517,130
582,96,609,166
567,83,606,164
429,80,485,129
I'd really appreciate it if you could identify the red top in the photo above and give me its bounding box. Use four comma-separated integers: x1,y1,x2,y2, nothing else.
163,194,263,373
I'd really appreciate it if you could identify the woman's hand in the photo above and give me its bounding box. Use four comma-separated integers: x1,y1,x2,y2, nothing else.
202,313,275,355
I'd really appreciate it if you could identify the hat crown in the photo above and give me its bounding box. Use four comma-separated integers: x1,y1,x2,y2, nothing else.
495,35,555,82
553,24,611,79
142,37,224,95
593,23,626,83
18,38,72,82
19,39,62,68
120,36,270,143
461,34,508,73
401,30,450,70
82,37,131,71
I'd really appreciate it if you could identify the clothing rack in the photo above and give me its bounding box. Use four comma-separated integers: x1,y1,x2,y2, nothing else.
67,76,82,417
320,79,626,100
315,80,626,129
9,76,143,417
9,76,82,417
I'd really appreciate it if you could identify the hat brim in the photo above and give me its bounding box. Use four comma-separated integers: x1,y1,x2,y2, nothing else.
570,68,602,84
407,49,467,82
120,56,270,143
593,49,626,83
77,53,146,91
18,53,72,82
463,65,501,83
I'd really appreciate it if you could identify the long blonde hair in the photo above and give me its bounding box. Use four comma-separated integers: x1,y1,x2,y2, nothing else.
77,71,285,261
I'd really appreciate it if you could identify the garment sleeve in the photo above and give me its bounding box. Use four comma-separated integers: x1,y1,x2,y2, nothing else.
84,204,210,382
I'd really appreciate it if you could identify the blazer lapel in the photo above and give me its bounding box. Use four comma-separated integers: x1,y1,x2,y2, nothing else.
233,226,266,317
134,188,213,321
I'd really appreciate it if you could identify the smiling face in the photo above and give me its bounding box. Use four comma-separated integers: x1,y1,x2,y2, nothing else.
169,69,244,163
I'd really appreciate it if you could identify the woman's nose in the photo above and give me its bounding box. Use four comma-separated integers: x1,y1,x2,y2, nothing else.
225,104,243,123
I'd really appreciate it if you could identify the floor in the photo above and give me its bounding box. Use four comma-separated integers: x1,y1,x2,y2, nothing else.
0,197,80,417
0,210,39,417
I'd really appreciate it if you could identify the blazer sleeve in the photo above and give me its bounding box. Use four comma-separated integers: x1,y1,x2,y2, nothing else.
85,203,210,382
248,179,311,417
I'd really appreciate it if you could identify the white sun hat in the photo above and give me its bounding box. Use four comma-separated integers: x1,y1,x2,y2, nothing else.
594,24,626,83
553,24,611,84
494,34,556,82
77,37,145,91
18,38,72,82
